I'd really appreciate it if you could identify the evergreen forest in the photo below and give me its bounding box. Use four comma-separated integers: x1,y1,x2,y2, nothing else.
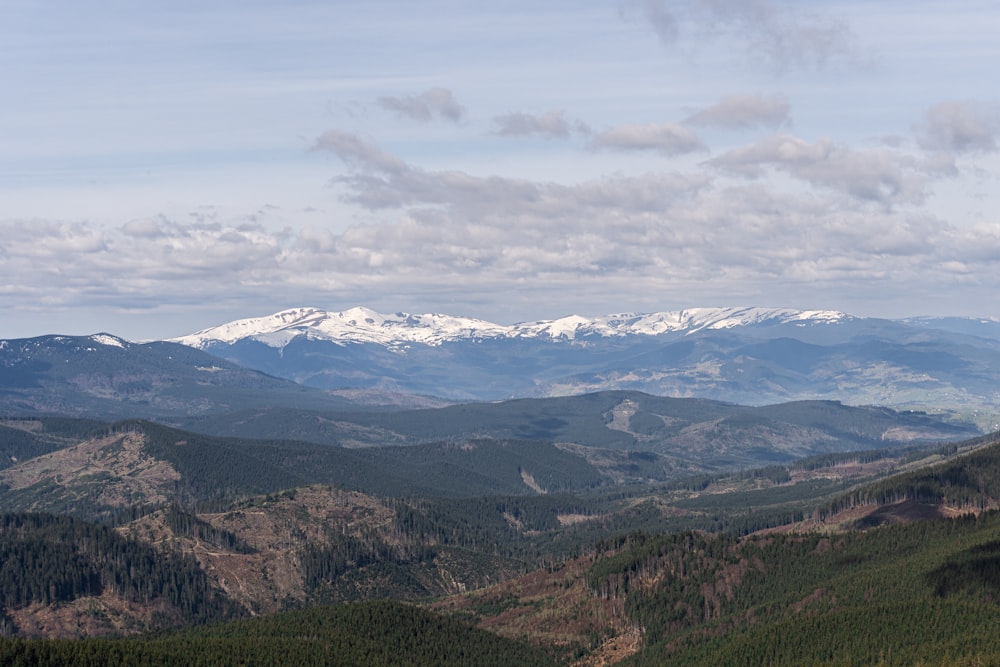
2,407,1000,665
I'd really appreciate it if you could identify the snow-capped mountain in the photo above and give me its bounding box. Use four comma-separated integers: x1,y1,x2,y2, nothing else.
157,304,1000,412
5,306,1000,415
171,306,851,350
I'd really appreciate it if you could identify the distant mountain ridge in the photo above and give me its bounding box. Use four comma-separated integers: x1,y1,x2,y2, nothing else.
164,306,1000,412
0,333,352,418
170,305,852,349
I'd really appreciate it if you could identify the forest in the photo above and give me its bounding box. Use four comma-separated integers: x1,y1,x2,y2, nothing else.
0,513,241,633
2,416,1000,664
585,511,1000,665
0,601,556,666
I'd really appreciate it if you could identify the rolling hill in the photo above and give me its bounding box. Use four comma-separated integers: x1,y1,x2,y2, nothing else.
4,411,1000,663
0,334,355,419
179,391,978,470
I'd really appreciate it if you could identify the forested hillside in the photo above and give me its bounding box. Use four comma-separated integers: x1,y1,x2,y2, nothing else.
0,421,632,519
1,411,998,664
437,499,1000,665
0,418,105,471
0,513,241,638
8,412,970,523
819,434,1000,522
586,510,1000,665
0,335,353,419
0,601,556,666
179,391,977,476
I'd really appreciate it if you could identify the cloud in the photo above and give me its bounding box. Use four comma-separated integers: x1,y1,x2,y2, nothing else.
121,216,171,239
301,131,996,306
312,130,407,173
638,0,680,45
684,93,790,129
313,129,713,212
1,221,109,260
592,122,705,156
5,125,998,334
4,163,998,331
626,0,866,72
377,87,466,123
915,102,999,154
492,110,580,138
708,134,934,205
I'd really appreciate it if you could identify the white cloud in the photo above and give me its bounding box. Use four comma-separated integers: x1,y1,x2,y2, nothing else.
3,151,999,335
0,139,937,324
623,0,867,72
684,93,790,129
377,87,466,123
915,102,999,154
492,110,580,138
313,130,407,173
708,134,934,205
637,0,680,45
591,122,706,156
1,221,108,260
121,216,171,239
4,3,1000,339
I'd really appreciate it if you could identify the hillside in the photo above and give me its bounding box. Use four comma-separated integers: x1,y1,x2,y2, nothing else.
0,513,240,638
0,334,354,419
596,512,1000,665
0,418,106,471
0,400,976,524
3,412,1000,662
434,433,1000,665
818,433,1000,526
122,487,540,614
1,426,999,662
180,391,977,471
0,421,629,517
0,601,556,667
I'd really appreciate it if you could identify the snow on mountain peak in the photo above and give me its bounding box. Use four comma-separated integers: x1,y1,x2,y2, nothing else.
89,334,127,348
170,306,852,349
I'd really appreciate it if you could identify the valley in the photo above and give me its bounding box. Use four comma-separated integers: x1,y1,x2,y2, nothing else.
10,0,1000,661
2,312,1000,665
3,414,999,664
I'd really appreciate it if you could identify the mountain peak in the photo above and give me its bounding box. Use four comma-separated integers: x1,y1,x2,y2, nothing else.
169,306,853,350
89,334,129,348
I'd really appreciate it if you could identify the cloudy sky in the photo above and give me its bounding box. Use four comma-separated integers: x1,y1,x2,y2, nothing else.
3,1,1000,340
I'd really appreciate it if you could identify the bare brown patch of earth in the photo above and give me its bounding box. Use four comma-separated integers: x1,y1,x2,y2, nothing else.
6,591,182,639
430,555,640,666
122,485,406,615
0,432,180,506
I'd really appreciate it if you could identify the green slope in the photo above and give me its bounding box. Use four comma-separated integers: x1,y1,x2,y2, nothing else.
0,418,106,470
0,601,557,666
586,504,1000,665
819,433,1000,521
0,335,354,419
0,513,241,634
0,420,619,519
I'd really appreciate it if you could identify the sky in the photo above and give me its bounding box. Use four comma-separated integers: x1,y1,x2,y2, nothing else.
3,0,1000,340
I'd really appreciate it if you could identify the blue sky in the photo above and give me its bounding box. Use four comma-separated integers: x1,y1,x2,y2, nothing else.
3,0,1000,339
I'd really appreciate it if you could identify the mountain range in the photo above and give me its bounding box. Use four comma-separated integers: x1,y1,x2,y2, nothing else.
0,333,354,419
170,305,853,347
169,306,1000,418
4,413,1000,662
7,305,1000,663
